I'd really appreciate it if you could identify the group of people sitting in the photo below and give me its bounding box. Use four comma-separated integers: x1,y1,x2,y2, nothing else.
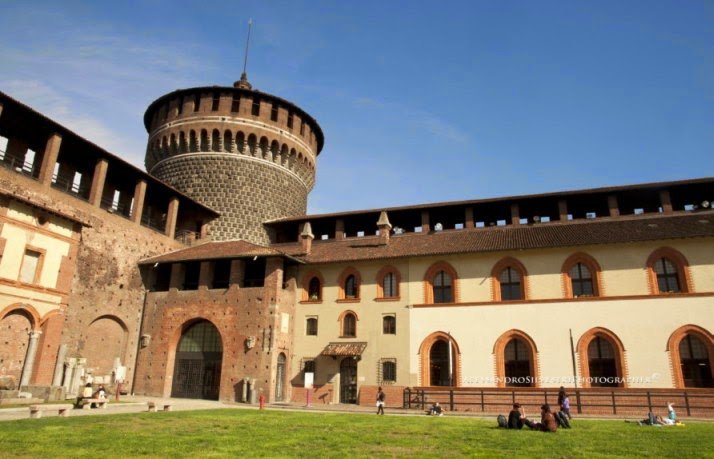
75,383,107,408
498,387,573,432
499,402,571,432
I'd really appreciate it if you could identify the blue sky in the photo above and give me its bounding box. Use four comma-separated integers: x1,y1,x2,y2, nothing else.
1,1,712,214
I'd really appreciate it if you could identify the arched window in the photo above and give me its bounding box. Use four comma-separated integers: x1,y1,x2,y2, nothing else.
654,258,681,293
433,271,452,303
424,262,458,304
301,272,323,302
570,263,593,296
588,336,619,387
577,328,626,388
418,332,461,387
376,266,400,299
342,312,356,338
383,315,396,335
646,248,690,294
308,277,321,301
679,334,713,388
338,268,361,301
345,275,357,299
499,268,522,301
562,253,601,298
383,272,397,298
504,338,533,387
492,257,527,301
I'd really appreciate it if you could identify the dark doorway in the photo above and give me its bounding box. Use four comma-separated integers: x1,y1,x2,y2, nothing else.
680,334,713,388
171,321,223,400
588,336,619,387
430,339,451,386
504,338,533,387
340,358,358,404
275,353,286,401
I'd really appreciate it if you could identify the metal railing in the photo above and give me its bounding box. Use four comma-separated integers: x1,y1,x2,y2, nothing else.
50,173,89,201
140,212,166,233
403,387,714,417
0,155,38,179
99,196,132,220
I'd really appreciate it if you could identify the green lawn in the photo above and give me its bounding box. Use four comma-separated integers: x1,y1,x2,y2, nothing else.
0,409,712,458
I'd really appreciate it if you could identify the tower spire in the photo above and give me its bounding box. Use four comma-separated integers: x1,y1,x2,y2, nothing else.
235,19,253,89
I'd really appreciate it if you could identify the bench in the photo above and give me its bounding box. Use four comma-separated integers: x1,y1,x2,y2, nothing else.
79,398,108,410
29,404,74,419
147,401,173,412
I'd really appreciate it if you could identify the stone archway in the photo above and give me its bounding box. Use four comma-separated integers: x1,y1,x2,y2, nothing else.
171,320,223,400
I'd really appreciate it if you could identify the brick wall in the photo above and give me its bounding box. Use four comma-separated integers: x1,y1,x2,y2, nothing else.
134,257,297,402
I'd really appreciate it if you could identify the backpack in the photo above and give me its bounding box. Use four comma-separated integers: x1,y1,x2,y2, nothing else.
497,414,508,428
556,411,571,429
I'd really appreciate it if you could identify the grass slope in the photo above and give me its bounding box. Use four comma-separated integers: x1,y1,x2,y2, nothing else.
0,409,712,458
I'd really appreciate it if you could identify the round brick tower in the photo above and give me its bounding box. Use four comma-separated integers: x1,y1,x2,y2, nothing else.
143,76,324,243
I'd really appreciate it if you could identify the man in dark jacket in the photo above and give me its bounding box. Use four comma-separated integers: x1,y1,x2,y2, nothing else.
507,403,525,429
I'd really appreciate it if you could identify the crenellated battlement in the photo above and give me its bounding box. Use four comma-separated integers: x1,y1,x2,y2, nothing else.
143,81,324,243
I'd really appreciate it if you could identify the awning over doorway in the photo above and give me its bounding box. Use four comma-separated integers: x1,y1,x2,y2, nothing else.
320,342,367,357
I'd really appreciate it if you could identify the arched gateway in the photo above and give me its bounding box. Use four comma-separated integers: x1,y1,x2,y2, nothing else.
171,321,223,400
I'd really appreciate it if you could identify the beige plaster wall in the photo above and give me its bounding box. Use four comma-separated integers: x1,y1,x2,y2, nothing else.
410,295,712,389
293,260,412,390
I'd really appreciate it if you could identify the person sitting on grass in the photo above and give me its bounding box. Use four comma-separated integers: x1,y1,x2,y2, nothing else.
523,404,558,432
429,402,444,416
507,403,525,429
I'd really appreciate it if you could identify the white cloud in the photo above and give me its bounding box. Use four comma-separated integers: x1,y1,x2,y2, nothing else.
1,79,125,156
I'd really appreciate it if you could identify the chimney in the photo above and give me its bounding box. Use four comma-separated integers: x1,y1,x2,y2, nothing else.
300,222,315,253
377,211,392,244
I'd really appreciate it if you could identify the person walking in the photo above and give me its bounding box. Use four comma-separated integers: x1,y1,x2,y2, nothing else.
376,387,386,415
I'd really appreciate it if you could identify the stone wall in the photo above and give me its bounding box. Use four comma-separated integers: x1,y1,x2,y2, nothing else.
152,154,308,243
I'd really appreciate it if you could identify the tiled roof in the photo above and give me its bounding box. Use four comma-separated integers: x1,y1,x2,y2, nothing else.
275,212,714,264
140,240,289,264
320,342,368,357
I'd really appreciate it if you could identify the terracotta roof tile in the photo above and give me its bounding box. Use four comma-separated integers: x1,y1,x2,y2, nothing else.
276,212,714,264
140,240,288,264
320,342,368,357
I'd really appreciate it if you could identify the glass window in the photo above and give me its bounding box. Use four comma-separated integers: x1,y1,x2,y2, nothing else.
381,360,396,383
193,94,201,112
383,316,396,334
287,112,294,129
343,313,356,337
570,262,594,297
306,317,318,336
345,275,358,298
231,94,240,112
211,93,220,111
251,98,260,116
654,257,681,293
271,103,278,121
499,267,522,300
383,272,397,298
433,270,452,303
